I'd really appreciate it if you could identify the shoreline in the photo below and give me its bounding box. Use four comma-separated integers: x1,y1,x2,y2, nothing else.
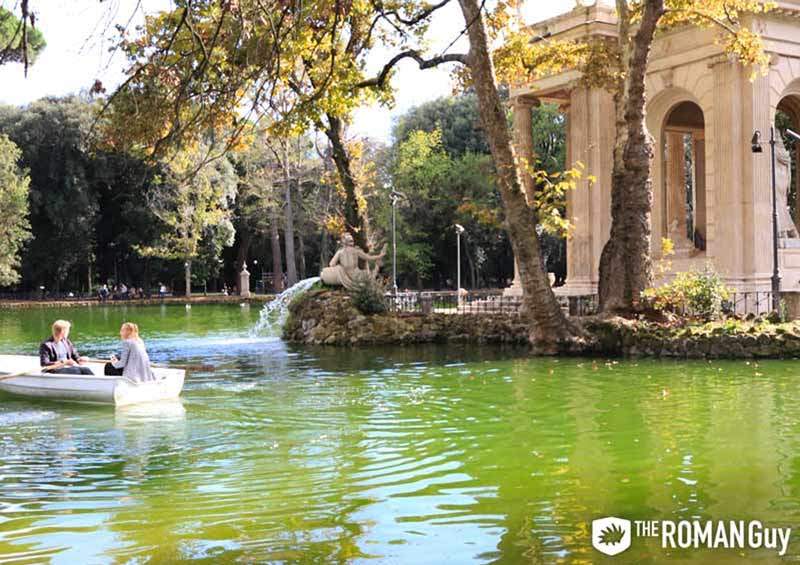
0,294,276,309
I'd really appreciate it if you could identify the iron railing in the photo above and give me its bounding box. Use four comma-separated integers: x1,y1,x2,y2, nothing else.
723,291,774,317
385,290,598,316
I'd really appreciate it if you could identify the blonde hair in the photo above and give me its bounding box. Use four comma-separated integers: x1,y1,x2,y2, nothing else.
120,322,140,339
52,320,71,336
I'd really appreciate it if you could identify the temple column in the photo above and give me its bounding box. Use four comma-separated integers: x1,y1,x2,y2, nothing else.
795,143,800,229
504,97,536,297
665,131,691,254
694,135,707,246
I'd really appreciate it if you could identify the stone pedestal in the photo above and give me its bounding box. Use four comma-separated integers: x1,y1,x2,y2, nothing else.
239,264,251,298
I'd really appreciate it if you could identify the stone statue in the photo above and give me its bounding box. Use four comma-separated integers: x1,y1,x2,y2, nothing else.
667,218,695,256
320,233,387,290
776,134,799,239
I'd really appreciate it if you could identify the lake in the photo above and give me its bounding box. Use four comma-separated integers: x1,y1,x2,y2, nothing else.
0,304,798,563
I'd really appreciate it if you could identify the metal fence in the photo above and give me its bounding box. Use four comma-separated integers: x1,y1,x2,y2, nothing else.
385,289,777,318
724,291,775,317
385,290,598,316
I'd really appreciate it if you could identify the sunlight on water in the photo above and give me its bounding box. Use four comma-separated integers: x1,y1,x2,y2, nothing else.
0,305,798,562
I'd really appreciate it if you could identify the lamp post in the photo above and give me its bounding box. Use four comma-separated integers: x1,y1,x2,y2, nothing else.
389,189,405,293
455,224,465,292
752,127,800,313
253,259,259,294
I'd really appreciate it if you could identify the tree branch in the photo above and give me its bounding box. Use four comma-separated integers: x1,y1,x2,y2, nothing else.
357,50,466,89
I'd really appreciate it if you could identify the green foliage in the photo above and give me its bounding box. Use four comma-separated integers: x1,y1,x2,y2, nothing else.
0,97,99,289
0,133,31,285
642,267,733,320
348,274,388,315
392,93,489,156
137,144,238,270
0,7,46,66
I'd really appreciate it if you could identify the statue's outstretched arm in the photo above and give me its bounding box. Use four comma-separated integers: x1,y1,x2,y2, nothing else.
357,244,388,261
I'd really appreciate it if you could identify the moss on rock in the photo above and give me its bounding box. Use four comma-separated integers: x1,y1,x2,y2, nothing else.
285,289,800,358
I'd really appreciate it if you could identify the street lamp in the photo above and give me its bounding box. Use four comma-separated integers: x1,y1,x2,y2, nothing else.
752,127,800,313
253,259,259,294
454,224,465,292
389,189,406,293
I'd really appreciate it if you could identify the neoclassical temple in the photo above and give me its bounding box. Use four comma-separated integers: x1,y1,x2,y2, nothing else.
510,0,800,295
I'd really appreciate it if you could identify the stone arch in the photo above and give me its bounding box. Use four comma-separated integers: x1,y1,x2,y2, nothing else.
776,79,800,228
646,88,709,254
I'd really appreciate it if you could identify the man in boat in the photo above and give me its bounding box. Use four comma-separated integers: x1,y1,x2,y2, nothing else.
39,320,93,375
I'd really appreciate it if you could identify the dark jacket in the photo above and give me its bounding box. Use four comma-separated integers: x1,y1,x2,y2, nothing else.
39,337,81,367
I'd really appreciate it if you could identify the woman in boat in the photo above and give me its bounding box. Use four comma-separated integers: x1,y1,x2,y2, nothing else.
104,322,156,382
39,320,93,375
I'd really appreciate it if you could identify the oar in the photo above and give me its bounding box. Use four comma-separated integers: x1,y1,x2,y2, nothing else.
87,358,215,372
0,365,61,381
0,370,34,381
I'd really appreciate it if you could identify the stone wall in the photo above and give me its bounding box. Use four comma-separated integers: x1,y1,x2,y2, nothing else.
283,289,529,346
584,317,800,359
286,289,800,358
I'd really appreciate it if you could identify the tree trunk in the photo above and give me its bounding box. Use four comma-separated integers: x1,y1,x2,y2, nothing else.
185,259,192,297
297,233,307,280
236,229,252,272
235,230,252,294
282,147,299,287
598,0,664,313
324,114,370,250
457,0,580,351
270,212,284,293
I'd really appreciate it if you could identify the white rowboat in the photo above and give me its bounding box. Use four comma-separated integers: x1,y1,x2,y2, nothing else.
0,355,185,407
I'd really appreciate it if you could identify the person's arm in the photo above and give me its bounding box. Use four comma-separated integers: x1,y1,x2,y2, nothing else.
39,341,55,367
328,250,341,267
68,340,88,364
112,341,131,369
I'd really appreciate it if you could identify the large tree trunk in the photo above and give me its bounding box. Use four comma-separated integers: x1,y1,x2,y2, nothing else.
324,114,370,250
270,212,284,293
598,0,664,313
282,147,298,287
457,0,580,352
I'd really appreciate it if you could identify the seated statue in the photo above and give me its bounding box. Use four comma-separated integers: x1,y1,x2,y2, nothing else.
321,233,387,290
776,134,799,239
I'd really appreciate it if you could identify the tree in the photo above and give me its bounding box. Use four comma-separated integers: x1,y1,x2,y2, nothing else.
137,145,237,296
102,0,439,251
0,97,99,292
0,5,45,71
495,0,772,314
0,133,31,285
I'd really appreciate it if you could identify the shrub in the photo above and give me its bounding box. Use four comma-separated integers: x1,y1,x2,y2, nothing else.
348,273,388,315
641,267,732,321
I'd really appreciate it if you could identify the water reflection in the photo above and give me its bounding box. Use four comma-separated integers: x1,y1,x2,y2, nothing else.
0,306,799,562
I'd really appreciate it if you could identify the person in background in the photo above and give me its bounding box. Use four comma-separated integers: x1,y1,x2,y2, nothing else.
39,320,93,375
98,284,109,303
104,322,156,382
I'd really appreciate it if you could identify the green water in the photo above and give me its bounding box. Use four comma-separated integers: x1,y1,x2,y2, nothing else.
1,305,800,563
